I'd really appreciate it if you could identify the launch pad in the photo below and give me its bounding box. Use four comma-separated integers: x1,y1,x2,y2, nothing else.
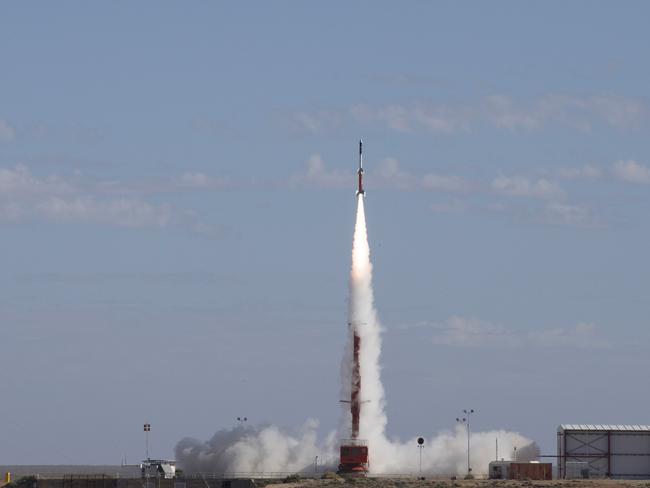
338,439,369,476
338,323,368,476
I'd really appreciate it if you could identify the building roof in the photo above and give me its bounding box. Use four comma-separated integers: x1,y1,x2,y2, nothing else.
559,424,650,432
0,466,142,477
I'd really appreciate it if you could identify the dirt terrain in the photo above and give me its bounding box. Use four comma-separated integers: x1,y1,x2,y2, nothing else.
266,479,650,488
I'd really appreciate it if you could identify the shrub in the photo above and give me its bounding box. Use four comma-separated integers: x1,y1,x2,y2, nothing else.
282,474,300,483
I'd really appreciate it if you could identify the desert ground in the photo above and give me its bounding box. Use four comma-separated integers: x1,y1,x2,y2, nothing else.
266,479,650,488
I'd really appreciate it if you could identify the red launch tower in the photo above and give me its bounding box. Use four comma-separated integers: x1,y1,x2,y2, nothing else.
338,142,369,476
338,326,369,476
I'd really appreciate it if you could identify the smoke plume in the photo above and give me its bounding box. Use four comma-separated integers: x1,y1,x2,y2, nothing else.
175,195,537,475
176,420,338,475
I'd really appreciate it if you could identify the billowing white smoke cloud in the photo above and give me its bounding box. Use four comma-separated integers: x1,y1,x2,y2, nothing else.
175,420,339,475
175,424,536,476
175,195,538,476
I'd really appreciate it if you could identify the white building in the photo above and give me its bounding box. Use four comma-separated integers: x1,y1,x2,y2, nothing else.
141,459,176,479
557,424,650,479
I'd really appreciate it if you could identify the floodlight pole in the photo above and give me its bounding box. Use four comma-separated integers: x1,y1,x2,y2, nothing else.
143,423,151,488
456,409,475,476
144,423,151,460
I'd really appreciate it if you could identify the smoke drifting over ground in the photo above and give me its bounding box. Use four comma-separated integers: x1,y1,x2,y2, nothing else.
176,421,338,475
175,195,538,475
175,424,536,475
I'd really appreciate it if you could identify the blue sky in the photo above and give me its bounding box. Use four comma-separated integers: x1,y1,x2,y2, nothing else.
1,2,650,464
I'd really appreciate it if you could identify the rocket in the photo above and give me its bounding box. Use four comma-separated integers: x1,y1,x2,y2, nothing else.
357,140,365,196
337,139,370,476
351,140,364,438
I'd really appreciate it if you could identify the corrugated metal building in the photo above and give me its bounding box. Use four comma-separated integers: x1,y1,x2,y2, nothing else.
558,424,650,479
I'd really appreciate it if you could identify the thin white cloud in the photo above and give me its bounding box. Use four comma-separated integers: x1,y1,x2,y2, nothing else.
483,95,542,130
291,154,352,189
484,198,601,229
351,102,471,134
585,95,647,129
302,94,648,135
556,159,650,185
292,154,470,194
612,160,650,184
489,94,646,131
376,157,411,184
377,157,469,192
557,165,602,180
94,171,231,196
542,201,599,228
421,173,469,192
290,110,343,135
430,199,466,214
292,94,650,135
529,322,608,348
491,176,564,199
0,164,187,229
181,172,228,189
431,316,518,347
0,163,74,196
35,197,171,228
427,316,608,349
0,119,16,142
288,154,641,230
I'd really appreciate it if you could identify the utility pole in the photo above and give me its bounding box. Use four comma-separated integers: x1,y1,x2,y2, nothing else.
456,409,475,477
144,423,151,488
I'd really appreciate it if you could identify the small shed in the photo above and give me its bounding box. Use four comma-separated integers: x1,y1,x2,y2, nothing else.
489,461,552,480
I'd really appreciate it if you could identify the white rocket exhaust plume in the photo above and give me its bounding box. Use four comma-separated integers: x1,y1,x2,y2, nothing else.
340,194,387,443
174,143,538,475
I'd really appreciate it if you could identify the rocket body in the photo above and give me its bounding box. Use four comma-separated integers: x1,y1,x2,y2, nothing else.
357,140,365,196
